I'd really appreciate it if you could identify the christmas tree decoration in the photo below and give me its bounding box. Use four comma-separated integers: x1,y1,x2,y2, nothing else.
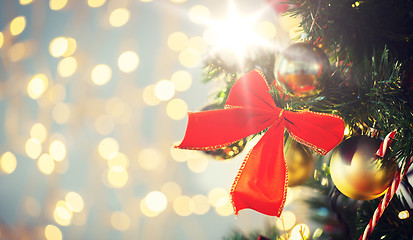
330,135,397,200
284,135,314,187
175,69,345,217
274,43,330,98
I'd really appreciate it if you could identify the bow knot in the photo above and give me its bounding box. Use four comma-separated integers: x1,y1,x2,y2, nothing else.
176,69,345,216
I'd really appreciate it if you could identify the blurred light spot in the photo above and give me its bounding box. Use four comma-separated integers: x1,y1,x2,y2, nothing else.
30,123,47,143
145,191,167,212
0,32,3,48
25,197,41,217
20,0,33,5
107,152,129,169
203,28,220,46
98,137,119,160
109,8,130,27
106,97,126,118
111,211,130,231
138,148,163,170
10,16,26,36
179,48,201,68
27,74,48,99
62,37,77,57
173,195,193,216
279,14,302,32
94,115,114,135
65,192,84,213
142,85,161,106
255,21,277,39
118,51,139,73
313,228,323,239
54,158,69,174
208,188,228,207
344,125,350,136
8,42,26,62
25,138,42,159
58,57,77,77
47,84,66,103
192,194,210,215
91,64,112,85
214,196,233,216
275,211,296,231
0,152,17,174
52,103,70,124
161,182,181,201
140,199,159,217
88,0,106,8
141,0,152,2
187,156,208,173
399,210,409,219
285,187,294,206
107,166,128,188
290,224,310,240
166,98,188,120
155,80,175,101
49,37,68,57
38,154,55,174
187,36,207,53
45,224,62,240
170,0,186,3
50,0,68,10
54,200,73,226
49,140,66,162
170,145,188,162
171,70,192,92
167,32,188,51
188,5,210,24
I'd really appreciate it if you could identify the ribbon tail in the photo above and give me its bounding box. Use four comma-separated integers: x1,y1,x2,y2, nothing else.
230,119,287,217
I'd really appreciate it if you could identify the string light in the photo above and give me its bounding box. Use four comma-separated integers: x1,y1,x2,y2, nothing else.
398,210,410,220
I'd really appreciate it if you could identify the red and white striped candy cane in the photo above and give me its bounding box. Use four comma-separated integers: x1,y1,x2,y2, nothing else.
359,155,413,240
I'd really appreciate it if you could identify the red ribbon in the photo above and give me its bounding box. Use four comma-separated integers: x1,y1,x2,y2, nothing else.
176,69,345,216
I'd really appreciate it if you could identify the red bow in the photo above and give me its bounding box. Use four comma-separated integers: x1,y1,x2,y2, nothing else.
176,69,345,216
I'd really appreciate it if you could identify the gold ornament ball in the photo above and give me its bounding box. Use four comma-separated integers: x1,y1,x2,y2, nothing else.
330,135,397,200
284,136,314,187
203,139,247,161
274,43,330,98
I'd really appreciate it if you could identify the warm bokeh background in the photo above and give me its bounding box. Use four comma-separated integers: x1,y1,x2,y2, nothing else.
0,0,307,239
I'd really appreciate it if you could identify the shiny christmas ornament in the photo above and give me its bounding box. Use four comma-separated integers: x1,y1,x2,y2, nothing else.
330,135,397,200
274,43,330,98
284,136,314,187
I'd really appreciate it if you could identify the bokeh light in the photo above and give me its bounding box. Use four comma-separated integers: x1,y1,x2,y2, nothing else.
49,140,67,162
65,192,84,213
58,57,77,77
0,32,4,48
167,32,188,51
19,0,33,5
142,85,161,106
214,196,233,216
98,137,119,160
275,211,296,231
54,200,73,226
88,0,106,8
118,51,139,73
144,191,168,212
166,98,188,120
0,152,17,174
179,48,201,68
25,138,42,159
27,74,49,99
107,166,128,188
109,8,130,27
170,145,188,162
111,211,130,231
62,37,77,57
45,224,63,240
37,154,55,175
140,198,159,217
107,152,129,169
255,20,277,39
91,64,112,85
154,80,175,101
52,102,71,124
208,188,228,207
187,156,208,173
192,194,210,215
170,70,192,92
290,224,310,240
49,37,68,57
161,182,182,201
187,36,207,54
10,16,26,36
188,5,211,24
30,123,47,143
173,195,193,216
138,148,163,170
94,115,115,135
49,0,68,10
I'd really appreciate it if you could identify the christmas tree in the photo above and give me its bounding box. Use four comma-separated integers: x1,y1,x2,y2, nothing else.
176,0,413,239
